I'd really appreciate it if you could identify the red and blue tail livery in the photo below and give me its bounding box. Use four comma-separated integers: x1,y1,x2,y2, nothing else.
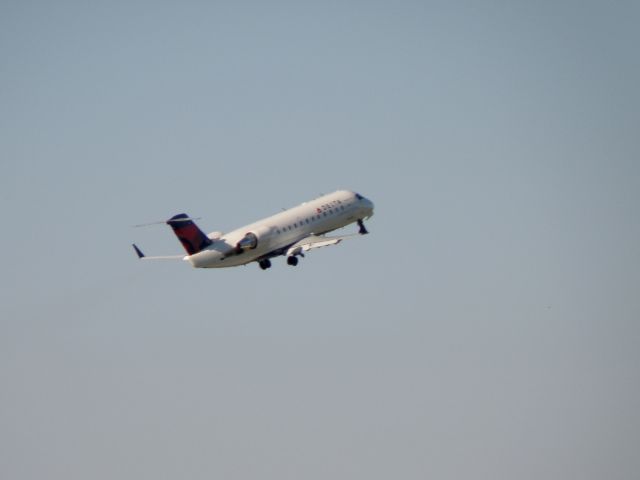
166,214,212,255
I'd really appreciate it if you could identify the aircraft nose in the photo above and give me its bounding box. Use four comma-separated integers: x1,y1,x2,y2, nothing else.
366,198,375,211
363,197,374,217
355,192,374,217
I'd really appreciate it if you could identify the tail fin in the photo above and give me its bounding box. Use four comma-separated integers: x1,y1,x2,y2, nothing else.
167,214,212,255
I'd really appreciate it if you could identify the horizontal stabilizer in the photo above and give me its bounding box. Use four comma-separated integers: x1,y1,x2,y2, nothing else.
133,217,201,228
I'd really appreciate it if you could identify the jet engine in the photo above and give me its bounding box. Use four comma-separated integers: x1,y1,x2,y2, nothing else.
235,226,273,254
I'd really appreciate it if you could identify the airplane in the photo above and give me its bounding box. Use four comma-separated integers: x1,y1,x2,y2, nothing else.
132,190,374,270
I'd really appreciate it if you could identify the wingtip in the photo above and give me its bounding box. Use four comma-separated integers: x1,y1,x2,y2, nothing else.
132,244,145,259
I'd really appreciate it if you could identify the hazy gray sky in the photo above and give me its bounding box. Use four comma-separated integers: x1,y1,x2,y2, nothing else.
1,1,639,479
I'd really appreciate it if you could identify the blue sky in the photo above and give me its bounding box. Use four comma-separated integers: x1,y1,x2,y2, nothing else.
1,2,639,479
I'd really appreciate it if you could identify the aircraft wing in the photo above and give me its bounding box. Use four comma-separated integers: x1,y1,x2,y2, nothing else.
132,244,185,260
285,234,359,256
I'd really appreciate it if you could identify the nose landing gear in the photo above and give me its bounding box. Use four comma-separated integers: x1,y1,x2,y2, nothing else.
357,219,369,235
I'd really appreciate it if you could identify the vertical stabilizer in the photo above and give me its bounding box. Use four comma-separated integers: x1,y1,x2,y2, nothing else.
167,214,212,255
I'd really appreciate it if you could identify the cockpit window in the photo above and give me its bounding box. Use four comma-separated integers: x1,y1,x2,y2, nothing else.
355,193,364,200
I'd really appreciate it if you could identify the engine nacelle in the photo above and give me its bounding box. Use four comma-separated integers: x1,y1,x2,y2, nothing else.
235,226,273,253
207,231,224,241
236,232,258,251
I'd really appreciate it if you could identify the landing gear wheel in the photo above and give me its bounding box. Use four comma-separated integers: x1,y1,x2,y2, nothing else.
357,219,369,235
287,256,299,266
259,259,271,270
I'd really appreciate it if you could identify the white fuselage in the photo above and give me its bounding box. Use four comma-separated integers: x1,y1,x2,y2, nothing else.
187,190,374,268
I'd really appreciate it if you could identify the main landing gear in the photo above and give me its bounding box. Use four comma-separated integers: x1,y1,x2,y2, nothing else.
258,259,272,270
258,256,300,270
357,219,369,235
